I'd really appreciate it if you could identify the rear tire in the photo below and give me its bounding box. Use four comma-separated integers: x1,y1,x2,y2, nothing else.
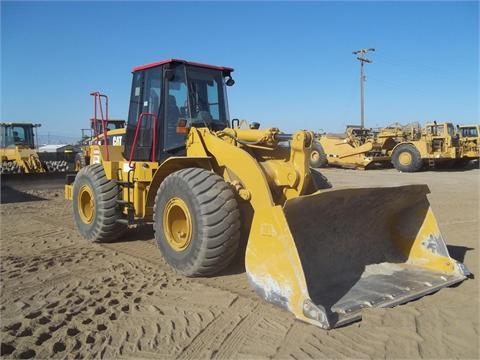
72,164,127,242
392,144,423,172
309,142,327,168
75,153,87,171
153,167,240,277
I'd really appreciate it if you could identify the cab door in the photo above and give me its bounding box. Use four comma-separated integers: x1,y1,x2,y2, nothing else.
162,64,189,153
125,66,163,161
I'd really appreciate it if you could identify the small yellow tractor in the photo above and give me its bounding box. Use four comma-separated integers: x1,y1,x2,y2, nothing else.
65,59,470,329
389,121,461,172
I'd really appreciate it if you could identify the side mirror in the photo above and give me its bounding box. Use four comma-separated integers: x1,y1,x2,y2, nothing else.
225,76,235,86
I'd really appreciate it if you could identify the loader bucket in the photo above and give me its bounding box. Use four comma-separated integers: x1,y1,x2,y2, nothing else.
245,185,470,329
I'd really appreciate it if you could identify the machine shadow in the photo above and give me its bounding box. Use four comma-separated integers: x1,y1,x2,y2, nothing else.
0,184,47,204
447,245,474,264
115,225,155,243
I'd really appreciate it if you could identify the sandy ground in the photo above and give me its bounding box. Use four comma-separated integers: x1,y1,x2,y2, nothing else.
0,168,478,359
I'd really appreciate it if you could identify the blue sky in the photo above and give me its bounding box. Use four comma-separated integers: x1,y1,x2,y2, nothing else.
1,1,478,141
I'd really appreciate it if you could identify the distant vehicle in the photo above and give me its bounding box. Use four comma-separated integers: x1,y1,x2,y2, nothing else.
310,122,464,172
0,122,68,174
74,117,126,171
456,124,479,167
310,125,391,170
389,121,461,172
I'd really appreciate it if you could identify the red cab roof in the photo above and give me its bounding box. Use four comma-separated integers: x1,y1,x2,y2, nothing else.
132,58,234,73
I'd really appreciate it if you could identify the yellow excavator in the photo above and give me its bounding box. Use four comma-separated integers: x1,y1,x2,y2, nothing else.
65,59,470,329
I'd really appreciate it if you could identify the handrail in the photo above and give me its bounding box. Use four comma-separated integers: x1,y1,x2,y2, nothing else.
128,112,158,169
90,92,110,161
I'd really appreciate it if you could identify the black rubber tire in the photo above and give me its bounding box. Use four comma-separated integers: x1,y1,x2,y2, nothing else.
391,143,423,172
153,167,241,277
72,164,127,242
74,152,87,171
453,158,471,168
435,159,456,169
309,142,328,168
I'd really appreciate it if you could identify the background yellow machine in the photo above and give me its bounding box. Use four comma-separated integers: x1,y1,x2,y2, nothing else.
75,116,126,171
0,122,45,174
457,124,479,166
65,59,470,329
389,121,461,172
0,122,70,174
310,122,463,172
310,126,392,169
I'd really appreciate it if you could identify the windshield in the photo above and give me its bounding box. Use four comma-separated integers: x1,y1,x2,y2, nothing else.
163,65,230,151
186,66,229,129
0,125,35,148
461,127,478,137
427,124,455,137
447,124,455,136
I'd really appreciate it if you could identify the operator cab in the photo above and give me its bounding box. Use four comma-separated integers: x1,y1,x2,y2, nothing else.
426,122,455,137
125,59,234,162
90,119,126,135
458,126,478,138
0,123,39,149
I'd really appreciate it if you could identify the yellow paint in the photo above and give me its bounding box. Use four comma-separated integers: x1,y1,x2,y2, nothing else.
163,197,193,251
392,206,455,273
65,184,73,200
0,146,45,173
245,205,312,323
399,151,412,166
77,185,95,224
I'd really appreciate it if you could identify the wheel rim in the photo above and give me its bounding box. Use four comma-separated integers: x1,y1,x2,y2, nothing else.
399,151,412,166
311,150,320,162
163,197,192,252
78,185,95,224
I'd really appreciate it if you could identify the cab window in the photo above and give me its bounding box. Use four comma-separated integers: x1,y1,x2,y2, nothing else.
165,66,188,151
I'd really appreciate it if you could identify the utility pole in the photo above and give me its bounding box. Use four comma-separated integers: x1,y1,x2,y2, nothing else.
352,48,375,128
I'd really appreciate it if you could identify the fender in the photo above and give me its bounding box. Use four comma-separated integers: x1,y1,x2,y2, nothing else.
144,157,213,216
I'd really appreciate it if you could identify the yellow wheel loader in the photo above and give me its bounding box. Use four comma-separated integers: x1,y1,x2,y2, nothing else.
65,59,470,329
0,122,46,174
74,115,126,171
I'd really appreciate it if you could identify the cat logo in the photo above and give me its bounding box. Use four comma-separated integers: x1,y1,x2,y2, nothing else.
112,136,123,146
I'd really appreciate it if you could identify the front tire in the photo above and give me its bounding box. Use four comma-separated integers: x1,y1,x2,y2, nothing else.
309,142,328,168
153,168,240,277
392,144,423,172
72,164,127,242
